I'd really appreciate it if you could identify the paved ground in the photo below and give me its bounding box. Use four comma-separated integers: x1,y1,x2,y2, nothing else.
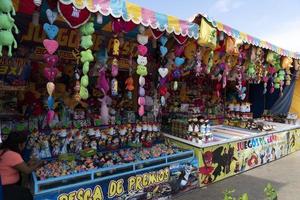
175,150,300,200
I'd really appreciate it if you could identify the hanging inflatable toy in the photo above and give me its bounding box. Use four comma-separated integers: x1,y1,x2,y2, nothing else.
0,0,18,57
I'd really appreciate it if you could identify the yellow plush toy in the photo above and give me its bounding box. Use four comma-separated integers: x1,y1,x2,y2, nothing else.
198,18,217,50
112,38,120,56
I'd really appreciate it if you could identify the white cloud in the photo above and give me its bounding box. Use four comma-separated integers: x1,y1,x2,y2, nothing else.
261,20,300,53
213,0,243,13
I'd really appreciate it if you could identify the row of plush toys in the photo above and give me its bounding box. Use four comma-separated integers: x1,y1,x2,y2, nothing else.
0,0,18,57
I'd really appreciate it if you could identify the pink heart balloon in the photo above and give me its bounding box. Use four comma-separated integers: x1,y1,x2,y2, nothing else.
46,110,55,124
43,39,58,55
138,45,148,56
44,67,58,81
44,54,59,67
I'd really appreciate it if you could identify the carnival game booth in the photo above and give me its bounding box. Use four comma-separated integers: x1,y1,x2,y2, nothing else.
0,0,203,199
1,0,300,198
161,13,300,187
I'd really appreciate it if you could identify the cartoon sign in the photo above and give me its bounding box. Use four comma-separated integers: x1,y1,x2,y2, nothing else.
34,160,199,200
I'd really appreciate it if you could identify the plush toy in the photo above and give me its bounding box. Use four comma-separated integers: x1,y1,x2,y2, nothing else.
79,22,94,100
125,77,134,91
111,58,119,77
112,38,120,56
0,13,18,33
99,89,110,125
195,48,203,76
97,68,110,94
0,0,16,19
0,30,17,57
247,62,256,79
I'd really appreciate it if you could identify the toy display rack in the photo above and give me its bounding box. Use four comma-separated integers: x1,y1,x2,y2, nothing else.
32,150,194,195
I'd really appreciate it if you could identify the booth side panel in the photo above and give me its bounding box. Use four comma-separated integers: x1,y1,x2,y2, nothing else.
167,129,300,188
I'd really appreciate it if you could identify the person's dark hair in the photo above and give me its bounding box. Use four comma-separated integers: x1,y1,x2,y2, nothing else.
0,132,28,157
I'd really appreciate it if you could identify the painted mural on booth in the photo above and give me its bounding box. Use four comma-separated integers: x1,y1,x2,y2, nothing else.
35,160,199,200
198,130,298,186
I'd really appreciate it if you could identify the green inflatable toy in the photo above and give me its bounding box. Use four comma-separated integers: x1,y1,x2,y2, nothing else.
0,30,17,56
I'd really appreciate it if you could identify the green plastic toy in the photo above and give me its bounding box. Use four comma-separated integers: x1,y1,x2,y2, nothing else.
80,22,95,36
0,0,16,19
0,30,17,56
223,189,236,200
0,13,18,33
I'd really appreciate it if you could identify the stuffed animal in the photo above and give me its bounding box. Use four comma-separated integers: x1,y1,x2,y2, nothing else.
99,89,110,125
0,13,18,33
125,77,134,91
0,0,16,19
97,68,109,94
0,30,17,57
112,38,120,56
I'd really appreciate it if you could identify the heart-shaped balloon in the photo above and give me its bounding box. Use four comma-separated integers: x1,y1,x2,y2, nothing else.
44,67,58,81
139,87,145,97
138,97,145,106
158,67,168,78
175,57,185,67
160,46,168,57
137,34,149,45
57,2,91,28
46,82,55,96
138,105,144,116
46,9,58,24
43,23,59,39
139,76,145,86
175,45,185,56
44,54,59,67
161,96,166,106
112,18,136,33
138,45,148,56
46,110,55,124
160,36,168,46
160,77,167,85
159,85,168,96
47,96,55,109
43,39,58,55
83,62,89,74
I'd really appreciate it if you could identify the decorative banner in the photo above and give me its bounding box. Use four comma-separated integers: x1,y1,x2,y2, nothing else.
58,0,199,39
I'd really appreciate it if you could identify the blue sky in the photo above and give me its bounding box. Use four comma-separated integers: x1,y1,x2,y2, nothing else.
129,0,300,53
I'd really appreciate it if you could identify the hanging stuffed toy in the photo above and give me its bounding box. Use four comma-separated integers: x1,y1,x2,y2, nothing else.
0,0,18,57
282,57,293,86
110,34,120,97
136,25,149,116
79,22,94,100
266,51,281,71
125,55,134,99
158,35,169,106
194,47,203,76
198,18,217,49
42,8,59,124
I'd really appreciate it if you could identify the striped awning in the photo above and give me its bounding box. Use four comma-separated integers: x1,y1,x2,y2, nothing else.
58,0,199,39
198,14,300,59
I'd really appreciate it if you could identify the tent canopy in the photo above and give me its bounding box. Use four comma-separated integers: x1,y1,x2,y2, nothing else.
59,0,199,39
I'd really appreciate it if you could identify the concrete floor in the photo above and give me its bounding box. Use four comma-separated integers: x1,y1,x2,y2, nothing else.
175,150,300,200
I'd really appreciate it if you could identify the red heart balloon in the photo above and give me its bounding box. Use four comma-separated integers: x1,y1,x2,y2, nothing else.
151,29,164,39
57,2,91,28
159,86,168,96
44,67,58,81
44,54,59,68
112,18,136,33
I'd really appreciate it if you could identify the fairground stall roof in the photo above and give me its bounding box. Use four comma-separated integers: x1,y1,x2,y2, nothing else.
58,0,199,39
192,13,300,59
